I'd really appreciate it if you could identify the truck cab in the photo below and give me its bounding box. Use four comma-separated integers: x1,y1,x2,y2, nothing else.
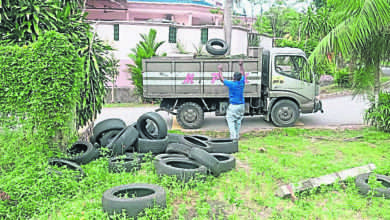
142,47,323,129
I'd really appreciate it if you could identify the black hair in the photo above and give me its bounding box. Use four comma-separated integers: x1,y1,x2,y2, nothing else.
234,72,242,81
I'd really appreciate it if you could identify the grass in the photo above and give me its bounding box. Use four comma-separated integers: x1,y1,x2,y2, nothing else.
1,128,390,219
103,103,158,108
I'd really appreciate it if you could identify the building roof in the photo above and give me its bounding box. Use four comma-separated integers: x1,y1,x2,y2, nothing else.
127,0,214,7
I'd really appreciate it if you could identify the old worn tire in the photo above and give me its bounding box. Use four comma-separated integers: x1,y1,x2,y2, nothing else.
355,173,390,198
206,38,228,56
167,133,184,144
154,153,187,167
67,141,100,165
137,112,167,139
155,157,207,182
190,135,211,142
99,129,123,147
271,99,299,127
210,153,236,173
207,139,238,154
165,143,192,156
188,147,221,177
109,126,139,156
178,135,213,152
93,118,126,141
48,158,85,179
176,102,204,129
102,184,166,217
108,156,141,173
136,136,168,154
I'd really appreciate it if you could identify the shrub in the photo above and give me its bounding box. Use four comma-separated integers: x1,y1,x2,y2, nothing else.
0,31,83,141
364,92,390,132
334,68,351,88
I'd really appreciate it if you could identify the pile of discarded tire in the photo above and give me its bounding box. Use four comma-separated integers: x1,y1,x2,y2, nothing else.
355,173,390,199
47,112,238,218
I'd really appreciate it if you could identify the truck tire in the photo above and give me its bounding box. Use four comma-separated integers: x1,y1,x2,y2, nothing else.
155,157,207,182
137,112,167,139
355,173,390,198
93,118,126,141
48,158,86,180
188,147,221,177
165,143,192,156
136,136,168,154
207,139,238,154
102,184,166,217
176,102,204,129
206,38,228,56
179,136,213,152
99,129,122,147
270,99,299,127
109,126,139,156
108,156,141,173
67,141,100,165
210,153,236,173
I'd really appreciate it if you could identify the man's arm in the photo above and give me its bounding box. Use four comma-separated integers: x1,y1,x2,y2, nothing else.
239,60,246,83
218,64,224,83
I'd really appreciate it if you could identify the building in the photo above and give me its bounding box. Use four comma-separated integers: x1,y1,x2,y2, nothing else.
86,0,270,102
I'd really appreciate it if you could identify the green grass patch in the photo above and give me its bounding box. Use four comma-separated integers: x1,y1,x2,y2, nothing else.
1,128,390,219
103,103,158,108
381,76,390,84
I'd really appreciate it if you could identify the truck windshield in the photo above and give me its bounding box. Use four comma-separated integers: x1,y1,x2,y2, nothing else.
275,55,313,83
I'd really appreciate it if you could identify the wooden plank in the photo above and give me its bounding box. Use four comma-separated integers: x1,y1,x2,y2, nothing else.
275,164,377,198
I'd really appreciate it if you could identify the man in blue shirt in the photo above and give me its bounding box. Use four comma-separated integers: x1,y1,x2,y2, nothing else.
217,61,245,140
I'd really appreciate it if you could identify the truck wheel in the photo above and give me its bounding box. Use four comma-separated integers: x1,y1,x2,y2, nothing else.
270,99,299,127
176,102,204,129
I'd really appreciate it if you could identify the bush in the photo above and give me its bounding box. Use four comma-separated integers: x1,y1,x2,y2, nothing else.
364,92,390,132
0,31,83,141
334,68,351,88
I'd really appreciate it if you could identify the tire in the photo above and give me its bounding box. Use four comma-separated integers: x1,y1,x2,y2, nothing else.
165,143,192,156
176,102,204,129
190,135,211,142
207,139,238,154
206,38,229,56
137,112,167,139
155,157,207,182
108,126,139,156
93,118,126,141
48,158,85,179
154,153,187,167
355,173,390,198
167,133,184,144
270,99,300,127
102,183,166,217
188,147,221,177
99,129,122,147
67,141,100,165
89,135,96,145
136,136,168,154
210,153,236,173
108,156,141,173
178,136,213,152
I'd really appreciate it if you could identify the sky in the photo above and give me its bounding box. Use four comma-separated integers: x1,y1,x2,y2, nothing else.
233,0,313,17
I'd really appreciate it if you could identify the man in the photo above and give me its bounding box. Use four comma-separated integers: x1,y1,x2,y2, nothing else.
217,61,245,140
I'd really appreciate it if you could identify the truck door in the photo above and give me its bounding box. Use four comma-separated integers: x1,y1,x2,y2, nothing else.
294,56,315,99
175,62,202,97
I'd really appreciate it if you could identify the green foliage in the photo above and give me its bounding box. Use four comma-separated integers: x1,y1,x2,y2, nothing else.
365,92,390,132
1,128,390,219
0,31,83,140
334,68,351,88
0,0,114,128
128,29,165,99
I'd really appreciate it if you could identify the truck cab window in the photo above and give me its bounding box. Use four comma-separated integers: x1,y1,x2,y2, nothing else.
275,55,312,83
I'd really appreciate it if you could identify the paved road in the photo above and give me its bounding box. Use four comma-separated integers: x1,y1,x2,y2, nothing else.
382,67,390,76
95,95,370,132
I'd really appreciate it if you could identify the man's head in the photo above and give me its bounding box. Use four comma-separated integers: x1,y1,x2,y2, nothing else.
233,72,242,81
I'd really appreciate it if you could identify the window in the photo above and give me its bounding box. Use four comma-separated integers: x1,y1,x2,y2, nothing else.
201,28,208,44
168,26,177,43
114,24,119,41
275,55,312,83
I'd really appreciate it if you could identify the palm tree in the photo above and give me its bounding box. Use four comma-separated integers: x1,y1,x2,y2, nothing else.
309,0,390,105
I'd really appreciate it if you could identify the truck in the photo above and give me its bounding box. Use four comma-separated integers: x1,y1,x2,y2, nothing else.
142,47,324,129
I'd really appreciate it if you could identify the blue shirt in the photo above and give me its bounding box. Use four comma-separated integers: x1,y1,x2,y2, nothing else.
223,75,245,104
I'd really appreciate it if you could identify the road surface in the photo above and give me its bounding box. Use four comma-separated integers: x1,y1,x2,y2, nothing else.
95,95,370,132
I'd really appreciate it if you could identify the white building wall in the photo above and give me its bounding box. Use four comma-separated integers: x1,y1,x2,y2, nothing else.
259,35,273,50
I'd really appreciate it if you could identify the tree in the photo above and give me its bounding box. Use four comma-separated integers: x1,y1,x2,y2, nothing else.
128,29,164,100
309,0,390,105
224,0,233,55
